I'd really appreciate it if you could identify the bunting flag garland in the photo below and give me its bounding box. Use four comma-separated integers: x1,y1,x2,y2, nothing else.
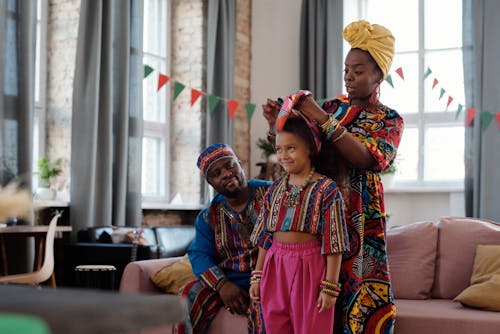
439,88,446,100
480,112,493,131
144,65,154,78
424,67,432,79
385,74,394,88
143,64,500,131
207,95,219,114
227,99,239,119
432,78,439,89
466,108,477,126
395,67,404,80
446,96,454,109
191,88,203,106
456,104,463,119
173,81,185,100
157,73,170,91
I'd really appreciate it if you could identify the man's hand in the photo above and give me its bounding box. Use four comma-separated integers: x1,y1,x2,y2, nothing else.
218,280,249,315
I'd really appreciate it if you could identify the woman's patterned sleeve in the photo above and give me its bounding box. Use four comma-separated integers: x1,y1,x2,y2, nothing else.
321,183,349,255
363,108,404,171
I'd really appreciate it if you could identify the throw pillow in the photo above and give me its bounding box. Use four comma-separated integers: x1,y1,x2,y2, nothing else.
150,256,196,294
386,221,438,299
454,245,500,311
432,217,500,299
110,227,150,245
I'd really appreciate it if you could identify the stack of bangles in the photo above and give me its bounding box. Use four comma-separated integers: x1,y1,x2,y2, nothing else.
250,270,263,285
320,115,347,143
320,279,342,297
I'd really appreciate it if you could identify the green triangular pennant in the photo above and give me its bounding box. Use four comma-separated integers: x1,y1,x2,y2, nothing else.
423,67,432,80
385,74,394,88
246,103,256,120
208,95,219,114
439,88,446,100
480,111,493,131
456,104,463,119
173,82,185,100
144,65,154,78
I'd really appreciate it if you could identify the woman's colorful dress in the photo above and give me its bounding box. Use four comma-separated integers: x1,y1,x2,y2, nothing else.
323,96,404,334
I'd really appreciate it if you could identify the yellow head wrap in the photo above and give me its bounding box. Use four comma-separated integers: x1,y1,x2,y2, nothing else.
343,20,395,79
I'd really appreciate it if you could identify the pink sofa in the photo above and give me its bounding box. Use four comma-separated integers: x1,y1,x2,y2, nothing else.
120,216,500,334
387,216,500,334
120,257,246,334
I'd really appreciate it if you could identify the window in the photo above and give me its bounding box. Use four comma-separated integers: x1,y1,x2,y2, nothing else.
141,0,205,208
345,0,465,189
33,0,48,188
142,0,170,203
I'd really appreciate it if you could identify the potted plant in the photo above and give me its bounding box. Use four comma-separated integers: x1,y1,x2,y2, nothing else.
380,162,397,187
256,138,277,163
35,157,62,200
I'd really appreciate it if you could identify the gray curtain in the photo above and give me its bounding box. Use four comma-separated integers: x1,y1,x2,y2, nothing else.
71,0,144,235
463,0,500,221
300,0,344,99
0,0,36,272
206,0,235,146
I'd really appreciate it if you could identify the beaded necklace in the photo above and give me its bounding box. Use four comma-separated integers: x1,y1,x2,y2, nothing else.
283,167,315,208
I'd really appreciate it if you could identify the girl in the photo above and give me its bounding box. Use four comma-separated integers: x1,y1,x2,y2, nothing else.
250,114,349,334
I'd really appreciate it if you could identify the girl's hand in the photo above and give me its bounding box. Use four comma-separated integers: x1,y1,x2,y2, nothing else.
249,282,261,301
317,293,337,313
262,98,281,128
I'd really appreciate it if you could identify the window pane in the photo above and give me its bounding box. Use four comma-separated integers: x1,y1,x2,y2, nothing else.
424,50,465,113
143,0,167,56
396,127,418,181
424,126,464,181
425,0,462,49
142,136,164,196
366,0,418,52
381,53,418,114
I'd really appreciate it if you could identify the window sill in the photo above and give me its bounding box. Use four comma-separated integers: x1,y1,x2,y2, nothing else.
34,199,70,209
384,185,464,193
142,202,204,211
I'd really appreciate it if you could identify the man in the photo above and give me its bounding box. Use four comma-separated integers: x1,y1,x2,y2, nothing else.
179,143,270,334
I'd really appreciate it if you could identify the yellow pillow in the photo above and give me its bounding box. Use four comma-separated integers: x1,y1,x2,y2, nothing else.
454,245,500,311
150,256,196,294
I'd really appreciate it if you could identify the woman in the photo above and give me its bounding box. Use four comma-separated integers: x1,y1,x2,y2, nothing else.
262,20,404,333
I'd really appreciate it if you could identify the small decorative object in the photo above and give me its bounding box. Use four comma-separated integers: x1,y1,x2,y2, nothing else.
35,157,62,201
0,182,32,223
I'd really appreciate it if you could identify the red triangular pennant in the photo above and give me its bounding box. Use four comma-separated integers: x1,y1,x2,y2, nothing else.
191,89,203,106
395,67,404,80
157,74,170,91
446,96,454,109
466,107,477,126
227,99,239,119
432,78,439,89
496,112,500,129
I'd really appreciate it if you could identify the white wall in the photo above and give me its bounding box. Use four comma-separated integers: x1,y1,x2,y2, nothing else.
249,0,465,227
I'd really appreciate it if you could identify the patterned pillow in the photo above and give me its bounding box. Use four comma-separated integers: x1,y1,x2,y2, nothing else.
150,256,196,294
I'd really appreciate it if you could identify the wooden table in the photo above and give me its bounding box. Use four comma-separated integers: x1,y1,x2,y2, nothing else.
0,225,72,286
0,284,186,334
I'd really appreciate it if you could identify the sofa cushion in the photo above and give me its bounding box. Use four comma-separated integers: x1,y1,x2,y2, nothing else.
155,226,195,258
432,217,500,299
150,255,196,294
395,299,500,334
386,221,438,299
454,245,500,311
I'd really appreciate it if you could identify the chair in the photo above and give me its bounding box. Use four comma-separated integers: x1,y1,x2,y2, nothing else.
0,214,59,285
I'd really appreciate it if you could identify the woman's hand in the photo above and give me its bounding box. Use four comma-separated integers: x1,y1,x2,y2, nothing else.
249,282,260,301
317,293,337,313
262,98,281,128
297,95,329,125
